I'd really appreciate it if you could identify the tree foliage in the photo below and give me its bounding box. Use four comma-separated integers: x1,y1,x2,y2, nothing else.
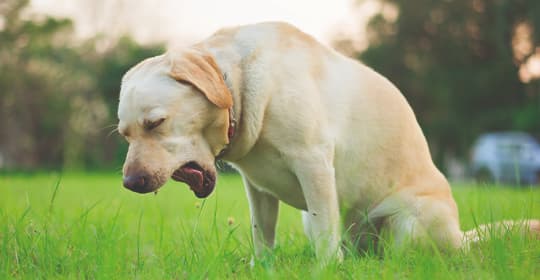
360,0,540,169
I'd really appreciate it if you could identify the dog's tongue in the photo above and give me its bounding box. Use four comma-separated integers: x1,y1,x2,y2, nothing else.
175,166,204,193
172,164,216,198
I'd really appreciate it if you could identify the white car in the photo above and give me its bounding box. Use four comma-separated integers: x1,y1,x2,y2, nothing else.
471,132,540,185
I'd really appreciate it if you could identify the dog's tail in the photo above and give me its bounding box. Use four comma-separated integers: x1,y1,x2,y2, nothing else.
461,219,540,249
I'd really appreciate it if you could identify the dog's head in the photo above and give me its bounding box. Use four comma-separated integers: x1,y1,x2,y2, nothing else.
117,49,232,198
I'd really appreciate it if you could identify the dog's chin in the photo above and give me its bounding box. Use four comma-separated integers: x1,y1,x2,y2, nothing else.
171,161,216,198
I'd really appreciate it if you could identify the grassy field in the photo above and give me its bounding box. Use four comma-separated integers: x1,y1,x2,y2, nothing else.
0,172,539,279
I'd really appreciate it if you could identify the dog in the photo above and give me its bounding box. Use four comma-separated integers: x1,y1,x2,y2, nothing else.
118,22,539,262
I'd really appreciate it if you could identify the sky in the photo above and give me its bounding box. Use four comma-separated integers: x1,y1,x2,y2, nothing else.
30,0,380,48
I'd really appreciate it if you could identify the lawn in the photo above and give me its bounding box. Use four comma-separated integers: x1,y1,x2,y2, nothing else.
0,172,539,279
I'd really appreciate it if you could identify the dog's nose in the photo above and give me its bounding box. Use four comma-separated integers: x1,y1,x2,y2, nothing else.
123,174,149,193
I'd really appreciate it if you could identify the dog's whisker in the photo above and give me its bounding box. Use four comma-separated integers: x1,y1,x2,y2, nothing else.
107,127,120,138
100,123,119,131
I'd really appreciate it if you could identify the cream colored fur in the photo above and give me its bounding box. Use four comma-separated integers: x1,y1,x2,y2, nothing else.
118,22,538,263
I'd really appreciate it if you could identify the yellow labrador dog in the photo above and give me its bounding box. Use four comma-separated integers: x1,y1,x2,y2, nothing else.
118,22,538,262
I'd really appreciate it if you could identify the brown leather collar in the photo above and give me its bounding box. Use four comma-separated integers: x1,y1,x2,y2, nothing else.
217,108,235,159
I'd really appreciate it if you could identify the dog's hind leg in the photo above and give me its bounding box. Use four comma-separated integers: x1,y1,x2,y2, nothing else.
369,190,462,251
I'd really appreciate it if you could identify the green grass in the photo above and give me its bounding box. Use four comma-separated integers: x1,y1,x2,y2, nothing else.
0,172,539,279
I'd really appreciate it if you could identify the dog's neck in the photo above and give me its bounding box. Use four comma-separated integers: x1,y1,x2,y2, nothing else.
208,47,260,163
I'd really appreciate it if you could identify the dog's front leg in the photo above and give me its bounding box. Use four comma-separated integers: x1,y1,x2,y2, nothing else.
243,177,279,261
293,156,342,263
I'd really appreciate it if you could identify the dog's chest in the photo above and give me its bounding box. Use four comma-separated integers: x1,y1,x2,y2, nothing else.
232,142,308,210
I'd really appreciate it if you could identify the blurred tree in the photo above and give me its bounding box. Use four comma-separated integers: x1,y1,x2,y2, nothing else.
0,0,163,170
0,0,85,169
358,0,540,171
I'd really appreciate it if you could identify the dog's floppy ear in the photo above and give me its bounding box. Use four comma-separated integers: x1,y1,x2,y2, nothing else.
169,49,233,109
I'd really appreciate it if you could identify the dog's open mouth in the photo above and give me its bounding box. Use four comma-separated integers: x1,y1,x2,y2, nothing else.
171,161,216,198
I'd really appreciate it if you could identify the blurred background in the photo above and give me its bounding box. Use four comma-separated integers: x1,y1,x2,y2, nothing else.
1,0,539,183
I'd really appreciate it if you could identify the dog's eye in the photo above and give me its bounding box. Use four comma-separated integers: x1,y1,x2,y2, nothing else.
144,118,166,131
